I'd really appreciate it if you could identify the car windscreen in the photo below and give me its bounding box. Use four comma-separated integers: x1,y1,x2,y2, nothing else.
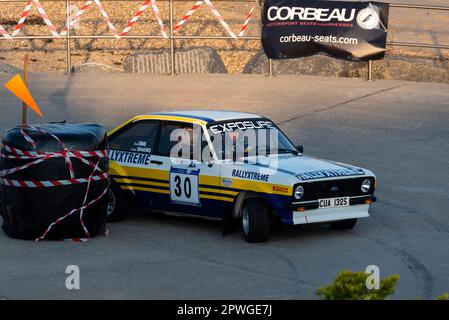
207,118,297,161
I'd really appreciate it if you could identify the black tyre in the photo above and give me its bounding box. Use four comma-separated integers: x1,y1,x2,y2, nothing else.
106,184,129,222
241,198,269,243
330,218,357,230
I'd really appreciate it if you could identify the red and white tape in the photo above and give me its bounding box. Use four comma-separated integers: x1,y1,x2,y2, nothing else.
150,0,168,38
203,0,237,38
11,0,60,38
238,2,257,37
60,0,93,37
0,126,109,241
119,0,152,36
0,173,108,188
1,0,168,39
11,0,33,37
173,0,203,33
0,24,12,39
33,0,60,37
174,0,237,38
1,145,107,159
1,0,256,40
94,0,120,38
35,159,108,242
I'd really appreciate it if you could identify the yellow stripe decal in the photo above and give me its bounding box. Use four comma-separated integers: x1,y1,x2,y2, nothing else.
111,163,291,196
110,164,169,180
120,185,234,202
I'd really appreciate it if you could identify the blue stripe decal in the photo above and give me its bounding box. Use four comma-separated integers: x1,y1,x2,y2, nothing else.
199,183,240,193
118,182,168,191
111,174,167,184
251,161,297,176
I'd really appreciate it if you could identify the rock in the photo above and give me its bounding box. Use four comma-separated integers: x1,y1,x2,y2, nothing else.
71,62,123,74
0,62,21,74
123,47,227,74
243,50,449,83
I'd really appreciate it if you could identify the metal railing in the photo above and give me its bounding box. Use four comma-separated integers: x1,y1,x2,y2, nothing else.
0,0,448,79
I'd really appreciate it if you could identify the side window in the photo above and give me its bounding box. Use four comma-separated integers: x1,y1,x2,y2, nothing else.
157,122,193,159
109,121,159,154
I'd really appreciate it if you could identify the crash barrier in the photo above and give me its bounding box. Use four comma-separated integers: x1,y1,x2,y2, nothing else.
0,0,448,77
0,123,109,241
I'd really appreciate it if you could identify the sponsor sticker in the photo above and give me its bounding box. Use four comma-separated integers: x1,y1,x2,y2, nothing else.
232,169,270,182
209,120,274,134
273,185,289,194
297,168,365,181
109,150,151,166
221,178,233,187
132,141,152,153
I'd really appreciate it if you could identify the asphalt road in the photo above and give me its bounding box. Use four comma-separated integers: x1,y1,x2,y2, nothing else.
0,73,448,299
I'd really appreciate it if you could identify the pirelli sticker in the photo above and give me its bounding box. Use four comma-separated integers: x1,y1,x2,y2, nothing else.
272,185,290,194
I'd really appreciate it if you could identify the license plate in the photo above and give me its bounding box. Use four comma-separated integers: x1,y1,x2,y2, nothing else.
319,197,350,209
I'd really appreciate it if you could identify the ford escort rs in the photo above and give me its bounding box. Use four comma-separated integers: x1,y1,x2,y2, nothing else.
106,110,376,242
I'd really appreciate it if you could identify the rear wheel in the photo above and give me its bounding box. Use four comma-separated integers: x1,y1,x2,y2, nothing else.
107,184,129,222
241,198,269,243
330,218,357,230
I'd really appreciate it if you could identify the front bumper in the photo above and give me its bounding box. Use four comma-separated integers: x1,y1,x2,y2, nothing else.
292,203,370,225
284,195,376,225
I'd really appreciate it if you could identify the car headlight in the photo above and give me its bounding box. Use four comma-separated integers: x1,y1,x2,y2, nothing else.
294,185,304,200
361,179,371,193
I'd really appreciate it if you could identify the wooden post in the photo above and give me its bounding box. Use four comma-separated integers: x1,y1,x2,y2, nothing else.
21,54,29,128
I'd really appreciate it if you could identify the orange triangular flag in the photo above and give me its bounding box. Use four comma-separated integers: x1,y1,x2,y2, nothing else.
4,74,43,117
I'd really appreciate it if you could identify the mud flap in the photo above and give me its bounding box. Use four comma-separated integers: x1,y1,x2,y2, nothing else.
222,209,235,236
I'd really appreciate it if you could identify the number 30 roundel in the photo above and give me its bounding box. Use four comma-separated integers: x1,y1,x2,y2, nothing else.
169,167,200,206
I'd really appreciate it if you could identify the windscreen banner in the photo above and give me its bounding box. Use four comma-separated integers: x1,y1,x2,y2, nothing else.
262,0,389,61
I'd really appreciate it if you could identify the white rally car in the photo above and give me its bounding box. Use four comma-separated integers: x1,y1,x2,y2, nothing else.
106,110,376,242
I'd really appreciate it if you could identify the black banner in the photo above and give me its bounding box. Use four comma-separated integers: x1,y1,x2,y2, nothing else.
0,300,441,319
262,0,389,61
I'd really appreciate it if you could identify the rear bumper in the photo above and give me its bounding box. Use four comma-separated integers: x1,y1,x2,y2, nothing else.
291,203,370,225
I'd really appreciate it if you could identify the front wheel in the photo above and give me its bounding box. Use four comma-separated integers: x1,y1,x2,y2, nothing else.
241,198,269,243
106,184,129,222
330,218,357,230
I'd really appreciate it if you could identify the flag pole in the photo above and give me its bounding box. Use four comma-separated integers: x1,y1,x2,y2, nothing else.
21,53,29,128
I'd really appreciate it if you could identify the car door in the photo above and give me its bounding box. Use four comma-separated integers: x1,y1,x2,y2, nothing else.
108,120,163,207
152,120,224,218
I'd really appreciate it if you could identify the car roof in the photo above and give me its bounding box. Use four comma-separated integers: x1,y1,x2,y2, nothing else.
147,110,264,123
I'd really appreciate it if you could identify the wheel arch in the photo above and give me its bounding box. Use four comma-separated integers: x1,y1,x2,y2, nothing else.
232,191,271,219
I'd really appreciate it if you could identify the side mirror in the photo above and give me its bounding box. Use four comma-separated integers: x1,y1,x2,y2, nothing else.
295,145,304,153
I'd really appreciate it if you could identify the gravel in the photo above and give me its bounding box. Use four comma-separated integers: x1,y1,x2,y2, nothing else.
0,1,447,74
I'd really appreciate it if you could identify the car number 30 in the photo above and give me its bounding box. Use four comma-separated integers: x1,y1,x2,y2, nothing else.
170,171,200,205
173,175,191,198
